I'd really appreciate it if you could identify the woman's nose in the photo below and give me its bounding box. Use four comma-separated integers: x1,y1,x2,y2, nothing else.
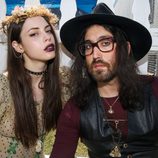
43,33,51,42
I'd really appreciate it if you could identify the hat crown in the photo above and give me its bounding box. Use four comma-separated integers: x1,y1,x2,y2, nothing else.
92,3,114,15
60,3,152,61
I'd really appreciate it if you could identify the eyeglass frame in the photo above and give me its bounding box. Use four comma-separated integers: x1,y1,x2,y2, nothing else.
78,36,116,56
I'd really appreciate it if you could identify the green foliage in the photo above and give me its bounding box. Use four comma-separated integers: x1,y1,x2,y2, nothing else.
44,130,88,157
7,138,18,158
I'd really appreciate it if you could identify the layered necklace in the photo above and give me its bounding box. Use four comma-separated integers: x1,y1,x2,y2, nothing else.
25,68,47,76
103,97,128,157
107,119,126,157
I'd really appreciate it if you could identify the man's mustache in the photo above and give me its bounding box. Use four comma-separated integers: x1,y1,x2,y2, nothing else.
91,60,110,68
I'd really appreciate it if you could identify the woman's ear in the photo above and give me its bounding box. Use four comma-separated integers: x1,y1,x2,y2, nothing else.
12,41,24,54
127,41,131,55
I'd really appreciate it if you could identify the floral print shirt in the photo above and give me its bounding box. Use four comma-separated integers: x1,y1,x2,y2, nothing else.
0,66,71,158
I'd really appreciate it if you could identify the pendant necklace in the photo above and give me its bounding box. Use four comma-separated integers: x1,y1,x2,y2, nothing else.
102,118,127,157
104,96,119,114
102,97,127,157
109,144,121,157
107,119,126,157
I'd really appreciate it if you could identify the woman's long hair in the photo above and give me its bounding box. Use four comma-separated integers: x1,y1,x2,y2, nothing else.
70,24,144,111
7,17,62,147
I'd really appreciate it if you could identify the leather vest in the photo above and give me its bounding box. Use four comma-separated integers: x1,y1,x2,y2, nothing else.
80,83,158,158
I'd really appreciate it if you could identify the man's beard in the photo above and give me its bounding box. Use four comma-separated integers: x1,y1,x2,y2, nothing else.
88,60,117,83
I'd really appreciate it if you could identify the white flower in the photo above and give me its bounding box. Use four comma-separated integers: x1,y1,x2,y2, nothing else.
35,140,42,153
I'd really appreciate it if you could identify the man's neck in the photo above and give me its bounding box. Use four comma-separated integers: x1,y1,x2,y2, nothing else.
97,78,120,98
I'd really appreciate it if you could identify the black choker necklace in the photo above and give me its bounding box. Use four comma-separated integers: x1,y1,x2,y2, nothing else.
25,68,46,76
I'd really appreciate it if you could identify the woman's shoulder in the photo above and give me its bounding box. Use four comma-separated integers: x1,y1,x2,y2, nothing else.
59,66,72,105
0,72,9,85
59,66,71,88
0,72,10,103
59,66,71,80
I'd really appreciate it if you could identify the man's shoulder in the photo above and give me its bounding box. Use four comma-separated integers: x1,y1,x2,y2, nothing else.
140,75,158,97
139,75,158,84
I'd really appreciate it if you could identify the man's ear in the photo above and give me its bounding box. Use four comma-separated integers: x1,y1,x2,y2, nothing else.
127,41,131,55
12,41,24,53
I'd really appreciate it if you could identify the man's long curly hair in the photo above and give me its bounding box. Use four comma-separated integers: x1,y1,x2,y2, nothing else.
70,24,144,111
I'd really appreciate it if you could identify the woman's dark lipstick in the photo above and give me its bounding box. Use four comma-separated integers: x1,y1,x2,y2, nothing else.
44,44,55,52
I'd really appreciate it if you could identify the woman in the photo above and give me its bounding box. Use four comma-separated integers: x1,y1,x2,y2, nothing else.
0,5,70,158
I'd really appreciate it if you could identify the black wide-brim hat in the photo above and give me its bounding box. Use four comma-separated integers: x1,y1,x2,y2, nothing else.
60,3,152,61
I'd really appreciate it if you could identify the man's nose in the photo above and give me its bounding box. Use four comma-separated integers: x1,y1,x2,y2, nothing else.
92,46,102,59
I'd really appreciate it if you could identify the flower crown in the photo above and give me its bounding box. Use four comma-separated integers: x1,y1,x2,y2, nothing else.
1,5,59,33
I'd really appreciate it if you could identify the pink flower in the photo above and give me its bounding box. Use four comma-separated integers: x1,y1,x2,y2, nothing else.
12,6,24,14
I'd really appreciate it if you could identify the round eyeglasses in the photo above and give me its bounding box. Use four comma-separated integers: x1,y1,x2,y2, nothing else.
78,37,115,56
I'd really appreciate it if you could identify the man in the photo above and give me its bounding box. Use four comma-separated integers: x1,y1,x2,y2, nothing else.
51,3,158,158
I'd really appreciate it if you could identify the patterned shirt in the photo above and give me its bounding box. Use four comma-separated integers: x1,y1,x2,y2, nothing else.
0,66,71,158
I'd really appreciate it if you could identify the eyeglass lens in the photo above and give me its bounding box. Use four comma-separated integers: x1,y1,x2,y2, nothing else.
78,37,115,56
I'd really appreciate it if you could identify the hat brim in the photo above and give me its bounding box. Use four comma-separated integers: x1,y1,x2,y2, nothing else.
60,14,152,61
